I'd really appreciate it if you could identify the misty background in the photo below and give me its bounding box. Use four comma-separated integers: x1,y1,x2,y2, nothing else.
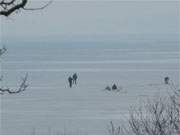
0,1,180,135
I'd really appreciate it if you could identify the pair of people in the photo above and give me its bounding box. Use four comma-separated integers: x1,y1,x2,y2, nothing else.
105,84,118,91
68,73,78,88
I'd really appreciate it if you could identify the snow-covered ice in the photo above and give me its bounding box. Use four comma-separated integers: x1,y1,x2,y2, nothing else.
0,42,179,135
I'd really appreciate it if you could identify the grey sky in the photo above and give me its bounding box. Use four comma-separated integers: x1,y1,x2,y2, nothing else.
1,1,179,42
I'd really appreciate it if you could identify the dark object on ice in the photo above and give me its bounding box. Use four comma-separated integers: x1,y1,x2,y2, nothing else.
164,77,170,84
72,73,78,84
68,76,73,88
112,84,117,90
105,86,111,91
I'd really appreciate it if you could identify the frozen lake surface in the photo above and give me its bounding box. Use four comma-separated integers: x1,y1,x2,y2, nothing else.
0,41,179,135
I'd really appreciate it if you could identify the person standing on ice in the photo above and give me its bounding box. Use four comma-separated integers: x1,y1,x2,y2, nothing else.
68,76,73,88
164,77,170,84
72,73,78,85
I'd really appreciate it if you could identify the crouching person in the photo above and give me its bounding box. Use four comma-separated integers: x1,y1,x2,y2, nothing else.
112,84,117,90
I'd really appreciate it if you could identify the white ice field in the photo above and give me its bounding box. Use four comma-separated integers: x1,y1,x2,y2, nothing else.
0,41,179,135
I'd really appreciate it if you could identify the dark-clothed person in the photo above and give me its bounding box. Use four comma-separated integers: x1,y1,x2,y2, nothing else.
112,84,117,90
68,76,73,88
72,73,78,84
164,77,169,84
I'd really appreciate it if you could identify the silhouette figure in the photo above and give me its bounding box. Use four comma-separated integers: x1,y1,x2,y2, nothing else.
68,76,73,88
112,84,117,90
72,73,78,85
164,77,169,84
105,86,111,91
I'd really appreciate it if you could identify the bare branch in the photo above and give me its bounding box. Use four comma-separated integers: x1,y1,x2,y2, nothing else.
0,0,52,16
0,0,28,16
0,73,28,95
23,0,53,11
109,89,180,135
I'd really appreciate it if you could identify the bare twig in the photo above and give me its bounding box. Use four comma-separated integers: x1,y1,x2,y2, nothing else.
0,0,28,16
0,0,52,16
0,73,28,95
23,0,53,11
108,89,180,135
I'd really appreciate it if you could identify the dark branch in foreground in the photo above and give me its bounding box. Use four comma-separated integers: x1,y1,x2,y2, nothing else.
0,0,27,16
0,73,28,95
108,88,180,135
23,0,53,11
0,0,52,16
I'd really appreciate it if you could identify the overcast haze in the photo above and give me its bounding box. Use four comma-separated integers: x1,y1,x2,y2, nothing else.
1,1,179,43
0,1,180,135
